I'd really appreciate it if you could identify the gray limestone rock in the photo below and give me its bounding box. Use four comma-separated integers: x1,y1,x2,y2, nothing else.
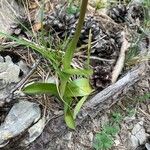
0,100,41,147
0,0,24,40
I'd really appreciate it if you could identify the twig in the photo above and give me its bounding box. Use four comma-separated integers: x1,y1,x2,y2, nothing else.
138,107,150,121
79,55,115,62
111,31,130,83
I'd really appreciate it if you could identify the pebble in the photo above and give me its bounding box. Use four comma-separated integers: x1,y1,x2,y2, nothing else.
132,121,143,135
130,134,139,148
146,143,150,150
88,132,94,142
136,128,147,145
0,100,41,147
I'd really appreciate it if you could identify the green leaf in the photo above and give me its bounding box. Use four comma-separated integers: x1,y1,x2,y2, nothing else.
93,133,113,150
66,5,79,15
65,78,93,97
63,68,93,76
111,112,123,123
0,32,60,70
59,72,71,97
103,124,120,136
73,96,88,119
64,108,76,129
23,83,58,96
64,97,75,129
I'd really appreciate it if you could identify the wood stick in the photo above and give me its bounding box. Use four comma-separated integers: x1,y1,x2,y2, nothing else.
111,31,130,83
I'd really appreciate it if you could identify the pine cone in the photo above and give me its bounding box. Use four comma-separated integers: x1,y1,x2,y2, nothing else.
44,4,79,38
69,15,122,59
107,4,127,23
44,5,123,59
43,4,124,91
90,65,112,90
107,2,145,25
126,3,145,24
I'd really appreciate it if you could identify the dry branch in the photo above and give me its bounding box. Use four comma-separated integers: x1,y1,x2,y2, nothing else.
111,31,130,83
78,63,146,121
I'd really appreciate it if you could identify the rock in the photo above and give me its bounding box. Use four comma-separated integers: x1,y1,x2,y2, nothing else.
129,0,145,4
0,51,29,104
146,127,150,134
88,132,94,143
129,121,147,149
0,0,24,40
140,103,148,112
0,100,41,147
148,105,150,114
0,55,21,83
124,116,136,123
146,143,150,150
21,117,46,146
114,135,120,146
132,121,144,135
63,132,72,141
130,134,139,148
136,128,147,145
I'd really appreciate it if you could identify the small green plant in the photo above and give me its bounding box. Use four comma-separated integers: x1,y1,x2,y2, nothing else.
125,0,150,66
66,0,79,15
111,112,123,124
93,112,122,150
91,0,107,11
137,92,150,102
93,132,114,150
126,108,136,117
93,123,120,150
0,0,92,129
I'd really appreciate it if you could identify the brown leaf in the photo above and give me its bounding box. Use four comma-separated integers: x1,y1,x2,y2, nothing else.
33,22,42,31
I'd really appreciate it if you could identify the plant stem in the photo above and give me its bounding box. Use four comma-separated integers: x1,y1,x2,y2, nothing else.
63,0,88,69
60,0,88,97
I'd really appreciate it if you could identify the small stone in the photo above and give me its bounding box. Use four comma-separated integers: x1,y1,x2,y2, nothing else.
88,132,93,142
53,110,63,115
132,121,143,135
148,105,150,113
145,143,150,150
114,138,120,146
0,56,3,62
124,116,136,123
0,56,20,83
131,121,147,146
63,132,72,141
135,128,147,145
21,117,46,146
130,134,139,148
0,100,41,147
146,127,150,133
140,103,147,112
14,28,21,35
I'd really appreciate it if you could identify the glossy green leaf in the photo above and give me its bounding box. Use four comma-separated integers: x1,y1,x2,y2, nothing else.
59,72,71,97
64,108,75,129
0,32,60,70
63,68,93,76
23,83,58,96
65,78,93,97
64,97,75,129
73,96,88,119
